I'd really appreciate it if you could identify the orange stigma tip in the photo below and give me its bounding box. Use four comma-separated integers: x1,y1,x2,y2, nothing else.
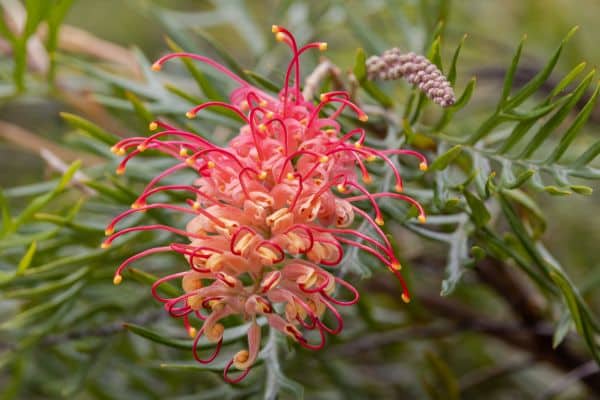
391,262,402,271
240,100,249,111
395,184,403,193
375,217,385,226
401,293,411,303
151,63,161,71
319,155,329,163
188,327,197,338
275,32,286,42
113,275,123,285
337,184,347,193
419,162,428,171
185,111,195,119
418,215,426,224
259,100,268,107
258,124,267,133
207,161,216,169
115,167,125,175
319,93,327,101
286,173,295,180
192,201,201,210
366,155,377,163
179,148,189,157
137,144,146,152
110,146,119,154
271,25,280,33
131,201,143,209
258,171,267,180
266,111,274,118
149,122,158,131
354,142,362,149
104,228,114,236
319,42,328,51
185,157,195,166
101,242,111,249
359,114,369,122
362,174,372,184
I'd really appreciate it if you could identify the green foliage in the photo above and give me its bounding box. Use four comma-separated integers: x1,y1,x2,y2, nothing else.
1,0,599,399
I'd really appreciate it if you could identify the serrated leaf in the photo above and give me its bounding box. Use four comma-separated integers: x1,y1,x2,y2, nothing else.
429,145,462,171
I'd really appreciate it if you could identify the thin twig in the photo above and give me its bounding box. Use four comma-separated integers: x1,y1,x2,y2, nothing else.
537,361,600,400
302,58,345,101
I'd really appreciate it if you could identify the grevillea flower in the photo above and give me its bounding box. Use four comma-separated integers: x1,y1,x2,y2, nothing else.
104,25,429,383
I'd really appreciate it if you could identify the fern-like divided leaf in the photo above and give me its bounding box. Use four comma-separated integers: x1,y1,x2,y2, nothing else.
433,28,599,196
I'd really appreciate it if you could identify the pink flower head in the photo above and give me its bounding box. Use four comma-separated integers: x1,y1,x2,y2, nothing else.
104,25,427,382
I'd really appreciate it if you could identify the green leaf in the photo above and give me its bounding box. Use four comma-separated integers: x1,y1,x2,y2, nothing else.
464,190,490,227
16,241,36,275
448,34,467,85
355,48,394,107
0,189,12,237
429,145,462,171
126,268,180,298
244,70,280,93
13,160,81,229
499,35,526,108
553,310,572,349
124,324,192,350
504,27,578,110
546,80,600,163
60,113,120,146
165,36,226,101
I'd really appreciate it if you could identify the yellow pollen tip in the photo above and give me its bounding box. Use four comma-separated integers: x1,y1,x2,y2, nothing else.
286,173,295,180
319,155,329,163
185,157,196,166
395,184,403,193
113,274,122,285
185,111,196,119
401,293,411,303
319,42,328,51
325,129,336,136
179,148,189,157
366,155,377,163
391,262,402,271
359,114,369,122
192,201,201,210
207,161,216,169
362,174,372,184
276,32,286,42
418,215,426,224
110,146,119,154
258,124,267,133
137,144,147,152
259,100,268,107
354,142,362,149
187,327,197,338
336,184,346,193
320,93,327,101
240,100,249,111
375,217,385,226
149,121,158,131
151,62,161,71
131,201,144,209
115,167,125,175
419,162,428,171
104,227,114,236
101,242,111,249
271,25,280,33
266,111,274,118
258,171,267,180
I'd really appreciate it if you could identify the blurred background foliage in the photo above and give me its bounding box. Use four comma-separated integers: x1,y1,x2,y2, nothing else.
0,0,599,399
